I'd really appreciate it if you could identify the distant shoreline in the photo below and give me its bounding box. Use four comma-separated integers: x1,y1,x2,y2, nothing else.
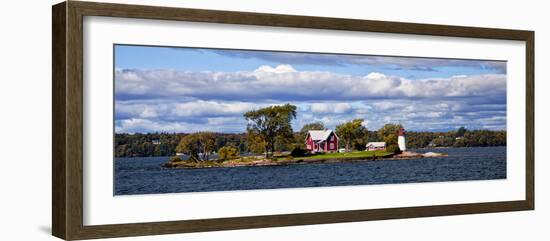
115,146,505,159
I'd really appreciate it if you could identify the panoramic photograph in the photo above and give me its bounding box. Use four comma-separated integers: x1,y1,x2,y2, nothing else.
114,44,507,195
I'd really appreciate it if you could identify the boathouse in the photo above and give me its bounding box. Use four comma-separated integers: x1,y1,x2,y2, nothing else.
366,142,386,151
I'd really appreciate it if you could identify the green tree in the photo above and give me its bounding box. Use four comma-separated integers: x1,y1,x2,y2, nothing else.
335,119,367,151
456,126,467,137
175,132,216,162
218,146,239,160
453,137,467,147
244,104,297,159
377,123,403,148
197,132,216,161
386,145,401,154
175,134,202,162
300,122,326,134
246,131,266,154
431,135,454,147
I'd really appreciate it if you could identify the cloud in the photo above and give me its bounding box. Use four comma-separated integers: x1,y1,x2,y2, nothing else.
115,118,192,133
115,66,506,103
255,64,296,73
114,65,506,133
310,103,352,114
171,101,257,117
116,100,265,122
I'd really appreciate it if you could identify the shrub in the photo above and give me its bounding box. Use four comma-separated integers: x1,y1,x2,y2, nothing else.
218,146,239,160
290,147,308,157
387,145,401,154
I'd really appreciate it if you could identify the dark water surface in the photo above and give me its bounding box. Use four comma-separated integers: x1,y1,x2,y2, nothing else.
114,146,506,195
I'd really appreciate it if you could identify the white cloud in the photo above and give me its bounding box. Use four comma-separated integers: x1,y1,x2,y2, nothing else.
117,100,260,119
115,66,506,102
114,65,507,133
254,64,296,73
310,103,352,114
116,118,191,133
171,101,257,117
115,117,248,134
371,101,404,111
361,119,369,128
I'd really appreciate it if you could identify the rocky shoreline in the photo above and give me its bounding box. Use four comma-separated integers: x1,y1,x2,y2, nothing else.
163,151,448,169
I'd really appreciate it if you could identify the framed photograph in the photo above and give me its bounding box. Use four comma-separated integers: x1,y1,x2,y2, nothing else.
52,1,534,240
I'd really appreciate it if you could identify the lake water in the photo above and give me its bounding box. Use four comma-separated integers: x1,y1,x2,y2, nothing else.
114,146,506,195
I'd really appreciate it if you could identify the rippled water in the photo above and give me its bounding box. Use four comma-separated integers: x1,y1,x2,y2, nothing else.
114,146,506,195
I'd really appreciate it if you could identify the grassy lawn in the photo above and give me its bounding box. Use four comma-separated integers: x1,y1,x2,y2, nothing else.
278,150,394,161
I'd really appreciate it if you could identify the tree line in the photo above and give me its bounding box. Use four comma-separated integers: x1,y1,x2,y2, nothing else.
114,132,249,158
115,104,506,158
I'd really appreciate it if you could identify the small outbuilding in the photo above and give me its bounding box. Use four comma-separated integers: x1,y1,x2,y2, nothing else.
366,142,386,151
305,130,339,153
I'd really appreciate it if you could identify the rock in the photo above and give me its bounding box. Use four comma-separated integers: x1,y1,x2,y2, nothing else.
393,151,447,159
422,152,446,157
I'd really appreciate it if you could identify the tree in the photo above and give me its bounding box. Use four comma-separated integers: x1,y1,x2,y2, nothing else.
246,131,266,154
300,122,326,134
456,126,467,137
244,104,297,159
377,123,403,148
386,145,401,154
197,132,216,161
335,119,367,151
175,134,202,162
218,146,239,160
431,135,454,147
175,132,216,162
453,137,467,147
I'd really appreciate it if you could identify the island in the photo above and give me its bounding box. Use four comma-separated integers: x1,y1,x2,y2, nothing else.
162,149,448,169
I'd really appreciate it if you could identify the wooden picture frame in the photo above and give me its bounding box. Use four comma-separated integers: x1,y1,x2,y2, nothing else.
52,1,534,240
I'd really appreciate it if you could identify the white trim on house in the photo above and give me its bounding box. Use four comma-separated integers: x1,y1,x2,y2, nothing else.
306,130,338,142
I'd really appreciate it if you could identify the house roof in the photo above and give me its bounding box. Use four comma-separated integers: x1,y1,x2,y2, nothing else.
307,130,337,142
366,142,386,147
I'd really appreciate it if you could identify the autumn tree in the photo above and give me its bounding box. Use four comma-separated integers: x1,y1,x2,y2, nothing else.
197,132,216,161
335,119,367,151
246,130,266,154
175,134,201,162
175,132,216,162
244,104,297,159
218,146,239,160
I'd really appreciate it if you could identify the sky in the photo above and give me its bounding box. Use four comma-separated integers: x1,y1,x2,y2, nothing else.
114,45,507,134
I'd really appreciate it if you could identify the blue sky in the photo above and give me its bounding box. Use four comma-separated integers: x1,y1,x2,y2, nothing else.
114,44,507,133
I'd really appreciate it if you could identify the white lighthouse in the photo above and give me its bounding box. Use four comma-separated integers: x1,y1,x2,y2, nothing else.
397,127,406,151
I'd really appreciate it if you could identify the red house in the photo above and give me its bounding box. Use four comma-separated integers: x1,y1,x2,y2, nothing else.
305,130,339,153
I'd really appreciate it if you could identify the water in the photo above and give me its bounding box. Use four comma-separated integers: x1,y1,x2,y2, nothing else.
114,146,506,195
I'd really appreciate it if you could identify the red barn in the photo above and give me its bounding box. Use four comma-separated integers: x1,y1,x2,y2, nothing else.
305,130,339,153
